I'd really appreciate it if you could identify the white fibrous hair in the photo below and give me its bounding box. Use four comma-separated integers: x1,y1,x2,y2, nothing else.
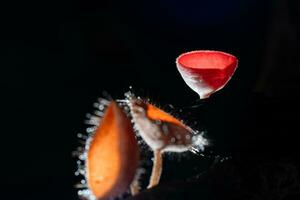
75,98,110,200
74,90,209,199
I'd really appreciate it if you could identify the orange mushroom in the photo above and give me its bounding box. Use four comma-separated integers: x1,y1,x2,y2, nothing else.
85,101,139,199
127,97,207,188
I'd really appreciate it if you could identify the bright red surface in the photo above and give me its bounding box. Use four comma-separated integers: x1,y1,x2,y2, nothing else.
177,50,238,96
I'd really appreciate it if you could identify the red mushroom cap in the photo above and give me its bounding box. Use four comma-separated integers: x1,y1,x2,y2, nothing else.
176,50,238,99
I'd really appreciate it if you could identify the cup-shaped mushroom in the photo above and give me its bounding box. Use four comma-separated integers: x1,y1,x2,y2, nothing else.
176,50,238,99
128,98,207,188
128,98,195,152
86,101,139,200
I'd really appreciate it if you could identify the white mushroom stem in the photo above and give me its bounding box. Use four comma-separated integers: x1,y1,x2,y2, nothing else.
147,149,163,188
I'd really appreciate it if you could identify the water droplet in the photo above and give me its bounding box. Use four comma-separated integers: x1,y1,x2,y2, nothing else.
99,105,105,110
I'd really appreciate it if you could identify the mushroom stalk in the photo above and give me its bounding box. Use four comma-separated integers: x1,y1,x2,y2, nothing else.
148,150,163,188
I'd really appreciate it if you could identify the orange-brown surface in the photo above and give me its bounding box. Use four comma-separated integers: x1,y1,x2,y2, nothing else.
86,101,139,199
146,103,184,128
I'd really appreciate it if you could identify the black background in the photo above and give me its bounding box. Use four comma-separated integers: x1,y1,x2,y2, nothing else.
1,0,300,199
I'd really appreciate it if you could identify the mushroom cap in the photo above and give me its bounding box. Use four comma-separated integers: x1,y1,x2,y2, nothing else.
128,98,194,152
176,50,238,99
86,101,139,199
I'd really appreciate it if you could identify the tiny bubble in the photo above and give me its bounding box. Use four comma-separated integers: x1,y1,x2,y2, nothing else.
99,105,105,110
79,154,86,160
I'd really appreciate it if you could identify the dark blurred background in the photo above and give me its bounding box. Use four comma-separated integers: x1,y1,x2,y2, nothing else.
1,0,300,199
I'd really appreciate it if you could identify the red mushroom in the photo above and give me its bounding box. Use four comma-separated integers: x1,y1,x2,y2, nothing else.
176,50,238,99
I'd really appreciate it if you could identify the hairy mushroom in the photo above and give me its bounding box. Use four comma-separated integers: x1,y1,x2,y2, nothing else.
85,101,139,200
127,97,207,188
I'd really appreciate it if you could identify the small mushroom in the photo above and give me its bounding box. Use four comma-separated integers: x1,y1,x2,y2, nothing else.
127,97,207,188
85,101,139,199
176,50,238,99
